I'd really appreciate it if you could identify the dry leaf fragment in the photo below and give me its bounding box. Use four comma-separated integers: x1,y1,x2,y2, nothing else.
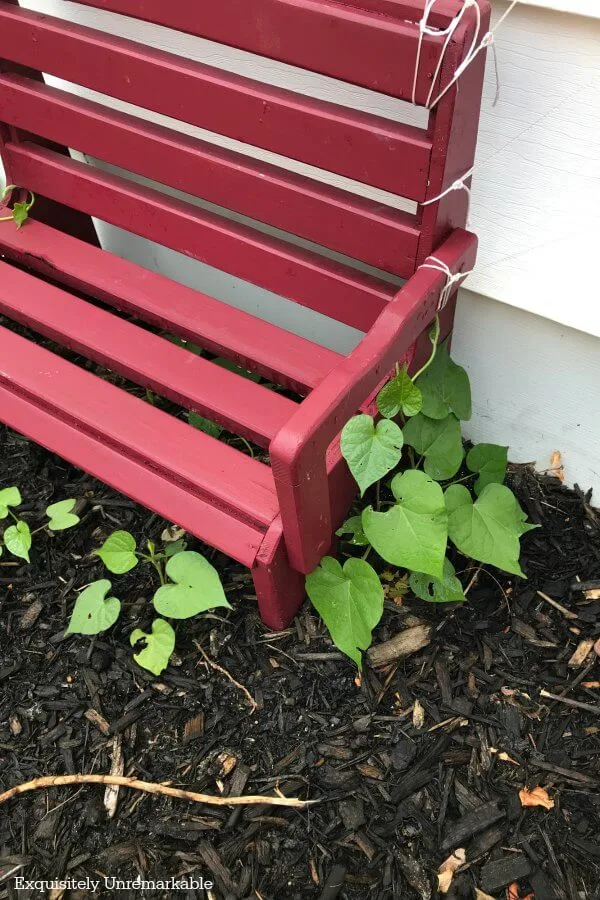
594,637,600,658
584,587,600,600
549,450,564,481
438,848,466,893
519,785,554,810
161,524,186,543
474,891,495,900
412,699,425,729
568,639,595,667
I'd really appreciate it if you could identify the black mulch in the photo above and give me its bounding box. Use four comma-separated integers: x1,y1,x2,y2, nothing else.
1,425,599,900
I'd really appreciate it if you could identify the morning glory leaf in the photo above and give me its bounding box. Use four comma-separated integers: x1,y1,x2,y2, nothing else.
188,412,224,439
46,499,80,532
409,557,466,604
4,521,31,562
362,470,447,579
306,557,384,668
415,343,471,420
66,579,121,635
340,414,404,495
130,619,176,676
0,487,21,519
445,483,538,577
12,201,30,229
403,413,464,481
153,551,231,619
466,443,508,495
95,530,138,574
213,357,261,383
336,515,370,547
377,366,423,420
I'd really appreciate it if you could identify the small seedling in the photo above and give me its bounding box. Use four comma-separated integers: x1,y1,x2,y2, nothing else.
307,318,537,667
0,488,80,562
66,529,230,675
0,185,35,229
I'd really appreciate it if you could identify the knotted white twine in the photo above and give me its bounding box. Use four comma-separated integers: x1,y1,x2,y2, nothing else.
421,256,474,310
421,166,474,219
412,0,480,107
413,0,519,110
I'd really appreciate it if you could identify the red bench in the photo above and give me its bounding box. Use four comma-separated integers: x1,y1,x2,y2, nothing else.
0,0,489,628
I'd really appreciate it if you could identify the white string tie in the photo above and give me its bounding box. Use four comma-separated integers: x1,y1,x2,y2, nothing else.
412,0,480,107
421,167,473,219
421,256,474,311
427,0,519,109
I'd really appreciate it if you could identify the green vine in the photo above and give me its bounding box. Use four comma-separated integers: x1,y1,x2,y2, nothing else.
0,185,35,229
306,324,537,668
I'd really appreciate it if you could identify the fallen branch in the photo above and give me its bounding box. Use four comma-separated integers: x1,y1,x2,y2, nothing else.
0,774,313,809
367,624,431,668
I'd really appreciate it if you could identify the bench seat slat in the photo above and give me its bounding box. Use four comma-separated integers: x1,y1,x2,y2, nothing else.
0,261,296,449
0,3,432,198
0,325,279,529
0,383,264,566
66,0,456,102
5,143,395,332
0,75,421,279
0,220,341,394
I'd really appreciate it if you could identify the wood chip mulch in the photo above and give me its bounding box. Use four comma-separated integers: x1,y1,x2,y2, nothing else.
1,426,599,899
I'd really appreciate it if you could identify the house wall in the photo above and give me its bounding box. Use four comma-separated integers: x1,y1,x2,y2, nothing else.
11,0,600,498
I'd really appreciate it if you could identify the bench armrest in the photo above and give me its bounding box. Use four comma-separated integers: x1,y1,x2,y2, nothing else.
269,227,478,574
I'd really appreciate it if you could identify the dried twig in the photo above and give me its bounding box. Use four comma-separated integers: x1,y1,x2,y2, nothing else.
0,774,313,808
194,642,258,712
536,591,578,620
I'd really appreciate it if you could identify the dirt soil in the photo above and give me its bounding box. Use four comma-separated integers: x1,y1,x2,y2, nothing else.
1,425,599,900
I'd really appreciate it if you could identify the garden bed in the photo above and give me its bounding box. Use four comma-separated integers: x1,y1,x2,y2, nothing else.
1,425,599,900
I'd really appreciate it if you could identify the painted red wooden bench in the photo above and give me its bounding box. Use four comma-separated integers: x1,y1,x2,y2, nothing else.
0,0,489,628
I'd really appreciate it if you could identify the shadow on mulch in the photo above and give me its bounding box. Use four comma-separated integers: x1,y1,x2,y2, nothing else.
1,426,599,900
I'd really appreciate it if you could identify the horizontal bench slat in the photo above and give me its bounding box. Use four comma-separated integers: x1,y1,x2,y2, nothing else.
65,0,452,103
5,143,395,331
0,324,279,529
0,3,432,198
0,384,264,566
0,220,341,395
0,261,296,448
0,75,421,279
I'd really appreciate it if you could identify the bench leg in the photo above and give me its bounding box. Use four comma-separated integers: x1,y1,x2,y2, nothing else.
253,516,307,631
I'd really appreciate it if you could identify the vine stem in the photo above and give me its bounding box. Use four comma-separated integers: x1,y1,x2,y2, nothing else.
0,774,315,809
412,315,441,382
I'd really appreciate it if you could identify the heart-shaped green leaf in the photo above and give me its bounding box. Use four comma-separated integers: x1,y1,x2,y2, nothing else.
153,551,231,619
46,499,80,532
415,343,471,420
188,411,224,438
12,201,30,229
164,537,187,557
96,530,138,574
466,443,508,495
363,470,447,579
445,483,538,577
306,557,384,668
409,557,466,604
66,579,121,634
4,520,31,562
336,515,370,547
0,486,21,519
377,366,423,419
341,414,404,495
403,413,464,481
130,618,175,675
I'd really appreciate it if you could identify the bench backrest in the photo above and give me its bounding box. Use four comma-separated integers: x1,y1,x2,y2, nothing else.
0,0,489,334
